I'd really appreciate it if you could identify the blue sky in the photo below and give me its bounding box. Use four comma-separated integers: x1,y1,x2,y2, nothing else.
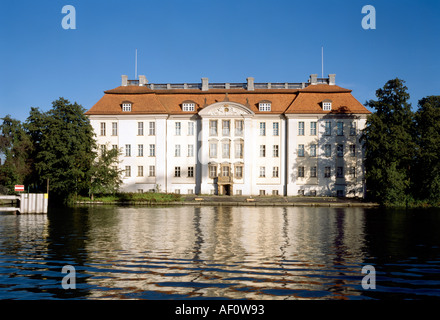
1,0,439,121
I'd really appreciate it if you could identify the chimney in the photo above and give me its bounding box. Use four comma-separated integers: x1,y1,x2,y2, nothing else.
328,74,336,85
309,74,318,85
247,77,255,91
138,75,148,86
121,75,128,86
201,77,209,91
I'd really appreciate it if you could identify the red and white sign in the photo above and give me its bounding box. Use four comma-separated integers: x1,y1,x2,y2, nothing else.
15,185,24,192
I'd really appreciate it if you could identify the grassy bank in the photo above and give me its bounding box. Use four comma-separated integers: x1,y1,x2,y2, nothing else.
76,192,183,204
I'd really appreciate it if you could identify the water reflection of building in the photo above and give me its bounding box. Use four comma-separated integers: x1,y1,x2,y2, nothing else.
84,206,368,299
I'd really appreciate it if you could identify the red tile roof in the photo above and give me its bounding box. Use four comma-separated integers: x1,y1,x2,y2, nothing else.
85,84,370,115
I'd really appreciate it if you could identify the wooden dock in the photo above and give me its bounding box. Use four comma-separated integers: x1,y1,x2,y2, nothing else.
0,194,48,213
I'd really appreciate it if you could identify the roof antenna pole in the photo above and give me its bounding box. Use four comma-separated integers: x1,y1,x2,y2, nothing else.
135,49,138,79
321,46,324,79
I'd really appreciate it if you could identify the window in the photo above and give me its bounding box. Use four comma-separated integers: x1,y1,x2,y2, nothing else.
112,144,117,150
100,122,106,136
324,166,331,178
325,121,332,135
175,122,181,135
149,165,155,177
222,141,230,158
337,144,344,157
259,166,266,178
122,103,132,112
175,189,180,194
298,189,305,196
188,122,194,136
138,166,143,177
272,190,279,196
209,120,218,136
235,140,243,158
259,102,271,111
235,166,243,179
273,122,279,136
149,144,155,157
260,145,266,157
188,144,194,157
350,144,356,157
209,142,218,158
175,144,181,157
337,190,344,197
209,165,217,178
337,167,344,178
187,189,194,195
188,167,194,178
324,144,332,157
310,122,317,135
222,166,230,177
337,122,344,136
260,122,266,136
138,122,144,135
174,167,181,177
350,122,356,136
138,144,143,157
236,190,242,195
182,102,195,111
260,190,266,196
298,121,305,135
310,166,317,178
235,120,243,136
298,166,304,178
100,144,106,154
273,145,279,157
112,122,117,136
125,166,131,177
350,166,356,177
273,166,279,178
222,120,230,136
125,144,131,157
298,144,305,157
323,101,332,111
149,122,155,135
310,144,317,157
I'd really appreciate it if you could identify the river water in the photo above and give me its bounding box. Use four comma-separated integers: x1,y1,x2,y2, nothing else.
0,205,439,300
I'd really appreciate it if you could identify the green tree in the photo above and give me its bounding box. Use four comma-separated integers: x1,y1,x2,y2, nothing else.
89,144,122,200
362,78,416,205
413,96,440,204
26,98,96,202
0,115,33,193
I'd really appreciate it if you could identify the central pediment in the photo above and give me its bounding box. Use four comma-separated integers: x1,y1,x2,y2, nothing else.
198,102,254,117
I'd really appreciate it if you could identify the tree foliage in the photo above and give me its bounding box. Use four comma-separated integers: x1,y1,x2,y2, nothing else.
0,98,123,203
0,115,33,193
24,98,97,201
363,79,440,206
89,144,123,200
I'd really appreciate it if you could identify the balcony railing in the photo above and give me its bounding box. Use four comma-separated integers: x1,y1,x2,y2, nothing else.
218,174,233,183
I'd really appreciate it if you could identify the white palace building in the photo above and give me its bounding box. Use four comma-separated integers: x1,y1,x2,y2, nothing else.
85,74,371,197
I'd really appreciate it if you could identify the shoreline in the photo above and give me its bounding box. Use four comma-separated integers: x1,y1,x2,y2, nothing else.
75,195,379,208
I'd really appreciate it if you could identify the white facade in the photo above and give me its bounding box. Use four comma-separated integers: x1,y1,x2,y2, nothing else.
87,74,369,197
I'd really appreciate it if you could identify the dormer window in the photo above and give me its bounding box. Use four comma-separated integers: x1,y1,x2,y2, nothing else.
182,102,195,112
259,101,272,112
322,100,332,111
122,102,132,112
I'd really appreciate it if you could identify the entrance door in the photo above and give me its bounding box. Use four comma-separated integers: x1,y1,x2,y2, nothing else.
224,184,231,196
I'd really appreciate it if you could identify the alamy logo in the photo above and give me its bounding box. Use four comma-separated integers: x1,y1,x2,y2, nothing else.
361,5,376,30
61,5,76,30
361,265,376,289
61,265,76,289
